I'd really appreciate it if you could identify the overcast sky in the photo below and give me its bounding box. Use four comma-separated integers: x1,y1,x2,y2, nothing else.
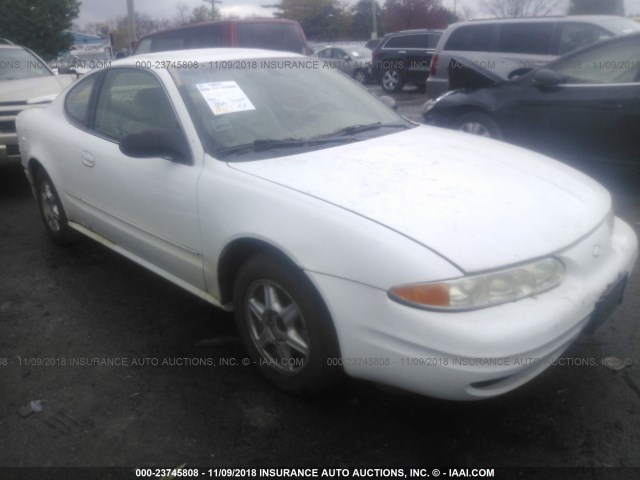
76,0,640,27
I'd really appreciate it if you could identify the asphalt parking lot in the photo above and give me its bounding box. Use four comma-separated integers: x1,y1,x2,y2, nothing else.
1,88,640,478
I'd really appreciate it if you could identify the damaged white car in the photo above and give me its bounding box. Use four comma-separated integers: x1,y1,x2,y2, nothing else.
16,49,637,400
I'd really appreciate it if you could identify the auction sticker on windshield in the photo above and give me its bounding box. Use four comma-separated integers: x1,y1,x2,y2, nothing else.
196,81,256,115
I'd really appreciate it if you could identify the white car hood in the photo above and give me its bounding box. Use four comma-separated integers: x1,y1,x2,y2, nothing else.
0,75,75,103
229,126,611,273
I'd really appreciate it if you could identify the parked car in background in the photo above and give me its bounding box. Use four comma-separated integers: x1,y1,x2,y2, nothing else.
370,29,442,93
57,50,112,75
427,15,640,99
134,19,310,55
314,45,372,83
0,41,75,167
364,38,381,50
17,48,637,400
422,32,640,171
307,42,329,55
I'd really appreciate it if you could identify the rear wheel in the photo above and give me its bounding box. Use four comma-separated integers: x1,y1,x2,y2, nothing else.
353,68,367,84
453,112,503,140
35,169,79,245
233,252,341,394
381,69,404,93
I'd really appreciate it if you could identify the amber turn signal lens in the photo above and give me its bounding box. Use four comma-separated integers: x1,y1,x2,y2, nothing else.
391,284,450,307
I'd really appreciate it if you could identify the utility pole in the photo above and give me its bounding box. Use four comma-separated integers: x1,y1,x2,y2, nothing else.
127,0,136,48
371,0,378,40
202,0,223,20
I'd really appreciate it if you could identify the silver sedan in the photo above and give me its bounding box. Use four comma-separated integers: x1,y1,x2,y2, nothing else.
314,46,372,83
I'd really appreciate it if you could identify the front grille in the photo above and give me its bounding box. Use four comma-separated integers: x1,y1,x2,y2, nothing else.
0,102,40,134
0,101,28,107
6,144,20,155
0,120,15,133
0,109,24,117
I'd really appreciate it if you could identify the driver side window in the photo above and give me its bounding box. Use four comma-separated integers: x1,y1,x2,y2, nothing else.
552,37,640,84
94,69,181,141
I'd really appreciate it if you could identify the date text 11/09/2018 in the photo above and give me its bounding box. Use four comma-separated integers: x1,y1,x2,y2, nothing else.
135,468,496,478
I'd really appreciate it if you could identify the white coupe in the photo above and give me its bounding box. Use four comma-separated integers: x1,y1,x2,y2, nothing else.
17,49,638,400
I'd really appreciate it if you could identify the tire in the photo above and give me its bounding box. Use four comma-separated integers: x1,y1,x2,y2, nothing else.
233,252,341,394
35,169,79,245
381,68,404,93
353,68,367,84
453,112,503,140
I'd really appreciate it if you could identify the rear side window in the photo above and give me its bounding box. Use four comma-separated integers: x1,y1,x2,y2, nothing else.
384,34,430,49
151,30,187,52
496,23,554,55
426,34,441,48
384,36,406,48
384,35,418,48
552,36,640,84
236,23,306,54
445,24,493,52
189,25,226,48
65,73,98,127
135,37,151,54
557,23,612,55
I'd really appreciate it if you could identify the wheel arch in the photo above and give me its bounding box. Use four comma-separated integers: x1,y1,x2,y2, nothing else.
439,104,496,128
25,158,46,194
27,157,45,179
217,237,301,307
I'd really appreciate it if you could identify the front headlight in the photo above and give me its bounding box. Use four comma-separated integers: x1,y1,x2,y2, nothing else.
389,257,565,311
421,98,438,116
421,90,457,116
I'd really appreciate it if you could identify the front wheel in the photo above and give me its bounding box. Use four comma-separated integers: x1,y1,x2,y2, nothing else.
353,68,367,84
233,253,341,394
35,169,79,245
381,69,404,93
453,112,503,140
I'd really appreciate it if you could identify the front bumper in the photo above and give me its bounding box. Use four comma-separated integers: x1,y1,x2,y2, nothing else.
308,217,637,400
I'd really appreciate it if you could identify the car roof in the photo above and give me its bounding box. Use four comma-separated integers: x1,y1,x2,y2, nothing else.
319,45,371,50
386,29,443,36
137,18,301,41
451,15,632,27
116,48,302,66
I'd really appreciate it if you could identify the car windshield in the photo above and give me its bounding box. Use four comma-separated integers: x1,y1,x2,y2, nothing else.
0,47,51,80
172,57,410,160
348,47,372,58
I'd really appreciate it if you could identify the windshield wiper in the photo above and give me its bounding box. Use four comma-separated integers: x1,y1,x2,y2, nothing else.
321,122,409,138
214,137,355,157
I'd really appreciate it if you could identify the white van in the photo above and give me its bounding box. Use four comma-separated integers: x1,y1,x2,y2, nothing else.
426,15,640,98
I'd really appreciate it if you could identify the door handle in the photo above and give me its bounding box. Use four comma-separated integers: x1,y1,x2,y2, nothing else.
81,151,96,167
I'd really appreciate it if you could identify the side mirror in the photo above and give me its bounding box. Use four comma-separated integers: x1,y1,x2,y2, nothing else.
507,67,533,79
532,68,565,89
379,95,398,110
119,128,191,165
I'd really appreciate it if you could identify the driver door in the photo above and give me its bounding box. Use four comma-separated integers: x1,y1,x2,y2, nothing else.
511,35,640,167
72,67,205,289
